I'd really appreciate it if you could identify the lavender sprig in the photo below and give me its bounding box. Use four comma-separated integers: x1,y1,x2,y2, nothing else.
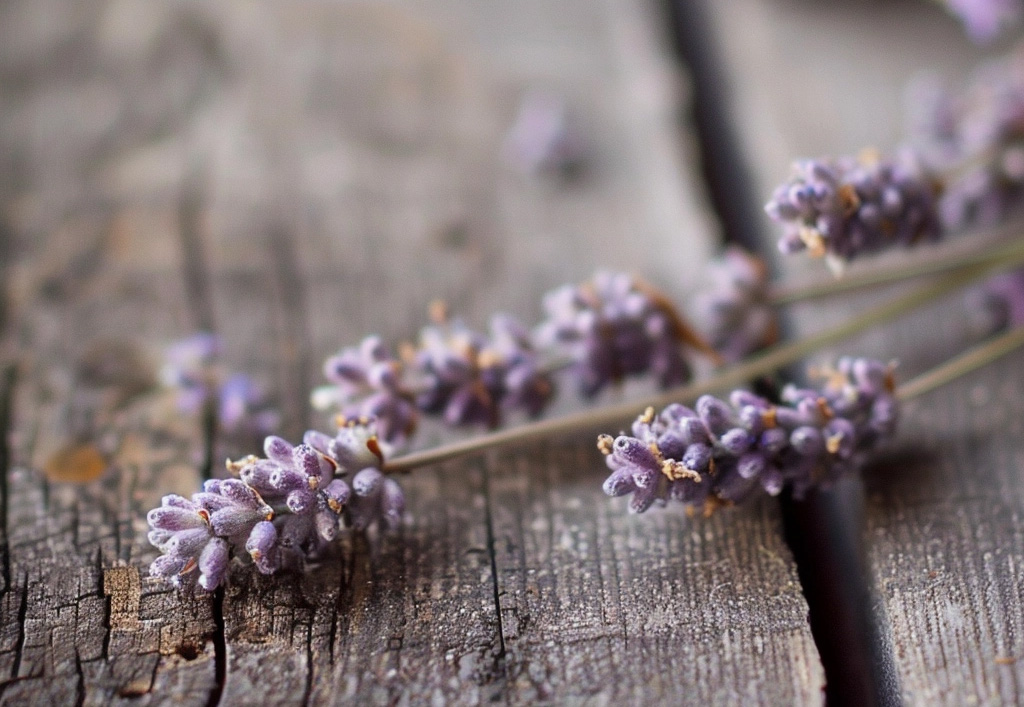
910,45,1024,230
695,247,778,363
535,270,715,396
766,151,943,272
147,418,400,591
408,305,553,429
599,357,898,512
312,336,419,444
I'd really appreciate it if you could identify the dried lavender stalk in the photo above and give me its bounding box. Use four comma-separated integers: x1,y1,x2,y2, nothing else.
766,151,944,272
313,272,711,444
599,357,898,513
148,418,399,591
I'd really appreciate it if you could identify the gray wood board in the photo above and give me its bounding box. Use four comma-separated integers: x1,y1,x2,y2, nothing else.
703,0,1024,703
0,0,824,704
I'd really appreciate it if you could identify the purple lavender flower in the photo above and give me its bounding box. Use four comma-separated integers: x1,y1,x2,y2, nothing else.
909,47,1024,230
407,306,556,429
694,247,778,363
346,467,406,531
410,310,499,428
535,271,714,397
484,314,555,418
147,418,404,591
766,151,943,272
160,332,221,415
599,357,899,512
312,336,418,445
161,333,279,440
968,267,1024,333
942,0,1021,43
501,92,585,177
147,481,273,592
218,373,280,439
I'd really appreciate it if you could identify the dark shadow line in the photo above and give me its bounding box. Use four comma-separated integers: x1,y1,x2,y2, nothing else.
178,165,217,481
267,223,312,438
178,164,217,334
664,1,900,704
480,460,508,685
0,364,15,593
205,587,227,707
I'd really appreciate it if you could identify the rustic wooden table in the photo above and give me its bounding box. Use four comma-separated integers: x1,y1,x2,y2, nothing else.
0,1,1020,705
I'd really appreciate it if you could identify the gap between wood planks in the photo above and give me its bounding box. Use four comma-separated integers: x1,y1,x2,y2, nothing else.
666,1,899,704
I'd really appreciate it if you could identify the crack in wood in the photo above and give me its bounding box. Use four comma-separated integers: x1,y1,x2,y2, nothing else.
0,365,15,594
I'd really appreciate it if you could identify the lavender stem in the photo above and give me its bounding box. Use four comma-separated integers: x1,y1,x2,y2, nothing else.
769,224,1024,305
385,251,1024,474
896,323,1024,401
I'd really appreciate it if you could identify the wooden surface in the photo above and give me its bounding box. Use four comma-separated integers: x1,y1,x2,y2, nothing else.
0,1,829,705
704,0,1024,704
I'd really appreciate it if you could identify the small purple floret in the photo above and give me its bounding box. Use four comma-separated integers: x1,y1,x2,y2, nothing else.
766,152,942,271
599,357,899,512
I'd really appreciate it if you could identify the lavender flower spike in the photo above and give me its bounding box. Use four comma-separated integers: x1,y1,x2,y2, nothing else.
909,46,1024,230
405,304,555,429
535,271,716,397
313,336,418,445
599,357,899,513
695,247,778,363
766,151,943,272
147,418,402,591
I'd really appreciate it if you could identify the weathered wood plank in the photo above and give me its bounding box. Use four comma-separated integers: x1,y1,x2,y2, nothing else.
1,0,827,704
703,0,1024,703
0,200,219,704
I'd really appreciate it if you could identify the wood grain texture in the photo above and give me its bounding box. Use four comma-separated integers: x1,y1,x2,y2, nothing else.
0,0,825,704
703,0,1024,703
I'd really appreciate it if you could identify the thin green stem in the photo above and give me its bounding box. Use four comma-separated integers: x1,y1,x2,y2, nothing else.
385,249,1024,474
769,226,1024,306
896,324,1024,401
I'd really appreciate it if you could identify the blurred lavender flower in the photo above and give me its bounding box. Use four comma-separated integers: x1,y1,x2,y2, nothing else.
160,332,221,414
147,479,273,592
312,336,418,444
161,333,279,439
967,267,1024,334
941,0,1021,43
909,46,1024,230
694,247,778,363
766,151,943,272
502,92,585,177
599,357,898,513
485,314,556,418
536,271,714,397
147,418,403,592
408,305,555,429
219,373,281,438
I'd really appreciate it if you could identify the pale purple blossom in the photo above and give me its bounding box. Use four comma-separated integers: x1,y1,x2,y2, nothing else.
535,271,712,397
942,0,1021,43
766,152,943,271
909,46,1024,230
695,247,777,362
147,418,404,591
502,92,585,176
600,357,899,513
312,336,418,445
161,333,279,439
